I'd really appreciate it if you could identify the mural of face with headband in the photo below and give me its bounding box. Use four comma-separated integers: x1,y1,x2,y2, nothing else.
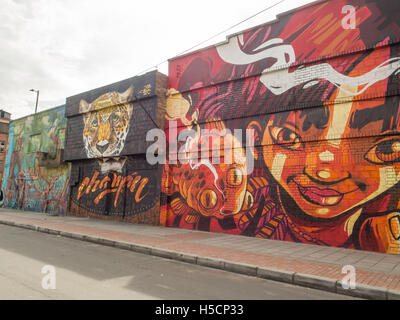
260,70,400,221
217,27,400,223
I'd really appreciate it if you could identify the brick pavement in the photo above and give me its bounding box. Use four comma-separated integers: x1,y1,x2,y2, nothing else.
0,208,400,299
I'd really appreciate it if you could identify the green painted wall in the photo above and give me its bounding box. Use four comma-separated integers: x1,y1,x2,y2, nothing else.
2,105,70,214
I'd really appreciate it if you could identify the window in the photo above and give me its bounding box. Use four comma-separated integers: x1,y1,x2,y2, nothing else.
0,111,10,119
0,141,5,152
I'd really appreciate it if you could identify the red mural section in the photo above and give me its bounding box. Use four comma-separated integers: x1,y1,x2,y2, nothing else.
161,0,400,253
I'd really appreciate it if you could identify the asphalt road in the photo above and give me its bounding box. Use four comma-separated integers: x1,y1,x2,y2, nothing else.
0,224,358,300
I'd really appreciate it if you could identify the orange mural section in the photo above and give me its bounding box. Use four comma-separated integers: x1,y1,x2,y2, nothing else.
161,0,400,253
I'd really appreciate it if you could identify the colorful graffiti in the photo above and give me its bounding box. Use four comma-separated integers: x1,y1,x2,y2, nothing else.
79,86,134,159
76,169,149,206
1,105,70,214
68,156,161,222
161,0,400,253
66,71,167,224
64,71,166,161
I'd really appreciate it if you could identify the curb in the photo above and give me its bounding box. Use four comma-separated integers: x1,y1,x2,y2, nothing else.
1,218,398,300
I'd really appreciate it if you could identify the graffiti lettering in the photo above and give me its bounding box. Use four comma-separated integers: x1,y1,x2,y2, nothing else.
77,170,149,207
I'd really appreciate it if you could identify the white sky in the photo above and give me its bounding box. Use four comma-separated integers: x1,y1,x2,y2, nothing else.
0,0,316,119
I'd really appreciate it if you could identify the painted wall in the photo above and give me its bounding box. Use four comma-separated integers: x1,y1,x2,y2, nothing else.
0,119,10,187
65,71,167,224
161,0,400,253
2,105,70,214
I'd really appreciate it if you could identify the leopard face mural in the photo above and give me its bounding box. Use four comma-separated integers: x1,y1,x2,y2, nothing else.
65,71,168,224
162,0,400,254
79,86,134,159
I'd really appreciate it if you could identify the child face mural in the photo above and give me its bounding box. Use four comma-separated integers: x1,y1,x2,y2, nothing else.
164,0,400,251
260,41,400,220
218,32,400,222
262,94,400,220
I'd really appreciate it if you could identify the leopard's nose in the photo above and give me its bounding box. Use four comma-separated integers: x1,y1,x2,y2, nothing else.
96,141,109,154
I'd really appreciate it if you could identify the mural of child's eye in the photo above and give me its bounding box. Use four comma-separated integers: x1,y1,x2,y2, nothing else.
227,167,243,186
364,137,400,165
269,125,304,151
199,189,218,210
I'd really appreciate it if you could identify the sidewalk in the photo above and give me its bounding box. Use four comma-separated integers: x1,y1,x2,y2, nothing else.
0,208,400,300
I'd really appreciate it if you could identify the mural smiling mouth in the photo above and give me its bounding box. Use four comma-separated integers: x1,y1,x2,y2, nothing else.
296,184,344,206
290,178,360,207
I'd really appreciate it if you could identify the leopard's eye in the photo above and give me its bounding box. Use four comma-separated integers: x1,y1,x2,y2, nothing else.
91,118,98,128
364,137,400,165
111,113,122,126
269,126,304,151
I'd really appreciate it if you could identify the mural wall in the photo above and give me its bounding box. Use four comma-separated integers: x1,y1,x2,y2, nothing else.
2,105,70,214
161,0,400,253
65,71,167,224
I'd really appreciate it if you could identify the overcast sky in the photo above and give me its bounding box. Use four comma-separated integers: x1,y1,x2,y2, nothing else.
0,0,316,119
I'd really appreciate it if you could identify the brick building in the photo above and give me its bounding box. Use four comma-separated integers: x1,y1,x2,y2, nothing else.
1,0,400,254
1,106,70,214
65,71,168,224
160,0,400,254
0,110,11,187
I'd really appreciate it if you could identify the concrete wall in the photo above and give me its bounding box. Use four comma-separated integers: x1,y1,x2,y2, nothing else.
1,105,70,214
161,0,400,253
65,71,168,224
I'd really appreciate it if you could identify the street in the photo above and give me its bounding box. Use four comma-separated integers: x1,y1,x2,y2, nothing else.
0,224,357,300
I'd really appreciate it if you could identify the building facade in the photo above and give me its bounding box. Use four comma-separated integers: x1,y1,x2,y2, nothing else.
161,0,400,254
0,110,11,187
64,71,168,224
1,106,70,214
2,0,400,254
